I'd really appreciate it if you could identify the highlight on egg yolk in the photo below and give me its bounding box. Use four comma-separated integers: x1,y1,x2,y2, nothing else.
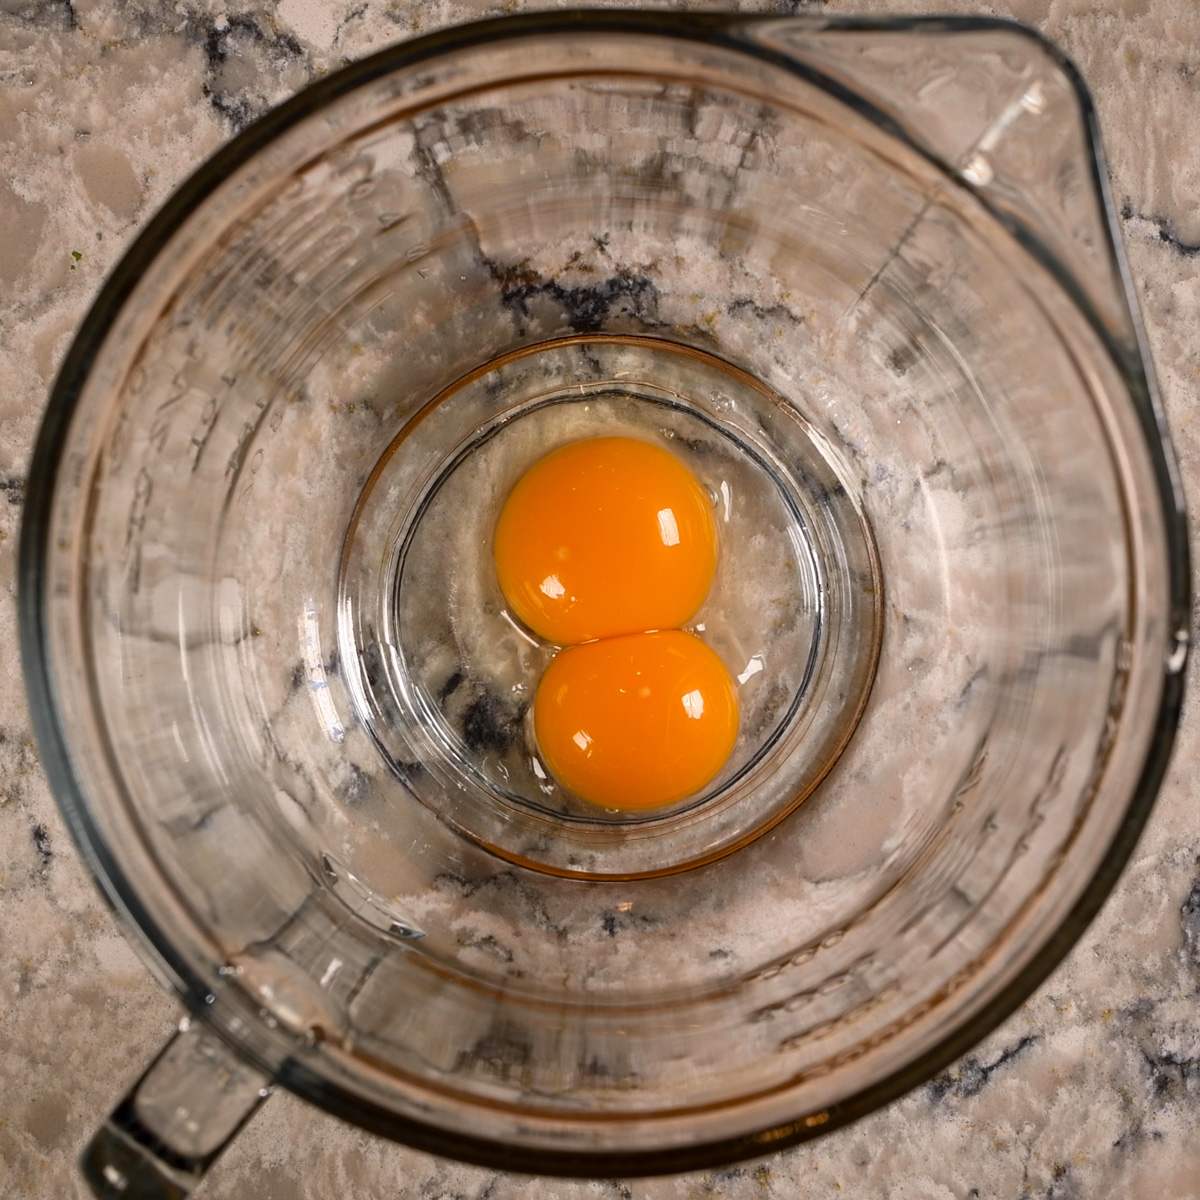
493,437,718,645
533,630,739,811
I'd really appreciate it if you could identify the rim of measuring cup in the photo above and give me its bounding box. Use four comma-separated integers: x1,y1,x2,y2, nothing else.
18,10,1190,1176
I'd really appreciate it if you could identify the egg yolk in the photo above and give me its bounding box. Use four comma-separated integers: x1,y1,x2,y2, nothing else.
533,630,739,810
493,436,718,645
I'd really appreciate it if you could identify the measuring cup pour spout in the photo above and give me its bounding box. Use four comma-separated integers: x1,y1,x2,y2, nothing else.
753,12,1187,670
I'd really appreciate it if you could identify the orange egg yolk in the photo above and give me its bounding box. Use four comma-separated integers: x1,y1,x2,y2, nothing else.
493,436,718,645
533,630,739,811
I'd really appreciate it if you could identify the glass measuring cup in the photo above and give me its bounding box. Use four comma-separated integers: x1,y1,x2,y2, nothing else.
18,11,1188,1197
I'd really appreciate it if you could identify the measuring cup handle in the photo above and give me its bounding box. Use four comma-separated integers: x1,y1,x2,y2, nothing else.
80,1016,273,1199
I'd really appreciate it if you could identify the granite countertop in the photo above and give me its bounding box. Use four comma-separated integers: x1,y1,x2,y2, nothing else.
2,0,1199,1197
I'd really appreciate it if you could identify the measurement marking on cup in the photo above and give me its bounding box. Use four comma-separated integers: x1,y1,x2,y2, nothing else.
300,599,345,742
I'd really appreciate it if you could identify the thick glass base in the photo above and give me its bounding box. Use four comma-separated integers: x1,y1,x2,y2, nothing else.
339,335,881,877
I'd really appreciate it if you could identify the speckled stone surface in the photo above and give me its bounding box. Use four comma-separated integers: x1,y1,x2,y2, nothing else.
2,0,1199,1197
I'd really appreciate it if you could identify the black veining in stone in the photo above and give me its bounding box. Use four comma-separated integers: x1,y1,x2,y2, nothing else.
1121,203,1200,257
361,640,387,692
674,433,720,460
433,666,530,762
32,823,52,875
726,297,803,327
438,669,465,703
1181,871,1200,966
955,666,989,712
462,932,514,964
50,0,77,28
461,690,523,756
928,1034,1040,1100
338,3,368,36
886,343,919,376
201,13,303,131
596,907,660,940
1141,1047,1200,1102
500,272,659,335
340,762,369,805
458,1020,533,1080
708,1166,745,1184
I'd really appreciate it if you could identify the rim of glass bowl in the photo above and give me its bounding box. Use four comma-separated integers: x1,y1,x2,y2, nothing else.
18,9,1190,1176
